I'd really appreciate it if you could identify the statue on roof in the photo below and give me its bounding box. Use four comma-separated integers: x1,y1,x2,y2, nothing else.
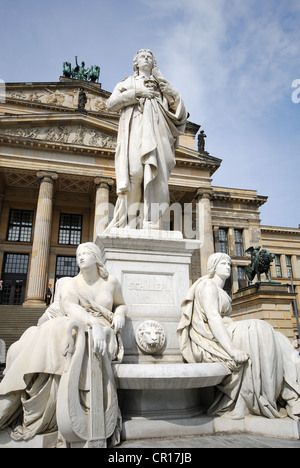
62,57,100,83
197,130,207,153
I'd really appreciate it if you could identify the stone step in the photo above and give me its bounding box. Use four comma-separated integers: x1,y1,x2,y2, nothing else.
0,305,46,351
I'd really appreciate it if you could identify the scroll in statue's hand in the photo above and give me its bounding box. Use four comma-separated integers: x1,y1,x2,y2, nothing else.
152,67,178,99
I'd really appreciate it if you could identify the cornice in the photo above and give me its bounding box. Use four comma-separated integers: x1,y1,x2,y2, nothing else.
261,225,300,235
211,188,268,206
0,111,118,132
6,80,111,97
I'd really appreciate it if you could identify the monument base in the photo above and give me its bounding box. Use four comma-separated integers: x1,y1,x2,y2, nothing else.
1,414,299,448
232,282,297,340
96,228,200,363
122,414,300,442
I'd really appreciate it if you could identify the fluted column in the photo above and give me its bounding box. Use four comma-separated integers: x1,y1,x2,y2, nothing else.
93,177,114,240
24,171,58,306
195,189,214,276
0,194,4,218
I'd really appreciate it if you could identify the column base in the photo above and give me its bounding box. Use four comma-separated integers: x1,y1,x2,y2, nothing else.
23,299,46,307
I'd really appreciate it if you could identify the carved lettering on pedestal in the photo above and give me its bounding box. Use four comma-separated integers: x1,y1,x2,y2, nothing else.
122,273,174,305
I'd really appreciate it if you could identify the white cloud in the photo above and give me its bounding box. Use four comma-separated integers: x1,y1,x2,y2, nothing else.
140,0,300,227
143,0,300,124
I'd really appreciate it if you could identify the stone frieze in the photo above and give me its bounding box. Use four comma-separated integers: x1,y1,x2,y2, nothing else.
0,125,116,149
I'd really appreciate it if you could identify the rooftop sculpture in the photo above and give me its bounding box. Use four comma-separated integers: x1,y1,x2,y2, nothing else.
63,57,100,82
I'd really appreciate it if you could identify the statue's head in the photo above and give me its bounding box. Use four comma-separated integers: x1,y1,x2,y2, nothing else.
133,49,157,76
206,252,231,279
76,242,108,278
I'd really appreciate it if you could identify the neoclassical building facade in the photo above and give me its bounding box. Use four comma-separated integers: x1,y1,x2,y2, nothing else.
0,75,299,341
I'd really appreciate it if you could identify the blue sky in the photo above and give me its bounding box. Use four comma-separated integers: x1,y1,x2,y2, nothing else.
0,0,299,228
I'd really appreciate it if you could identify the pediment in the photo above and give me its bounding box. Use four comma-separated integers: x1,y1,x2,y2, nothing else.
5,80,111,115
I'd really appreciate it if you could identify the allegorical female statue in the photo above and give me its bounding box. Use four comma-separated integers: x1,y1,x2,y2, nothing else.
178,252,300,420
106,49,187,230
0,243,126,446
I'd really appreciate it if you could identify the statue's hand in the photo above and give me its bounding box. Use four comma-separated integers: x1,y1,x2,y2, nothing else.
230,348,249,363
158,81,179,100
136,89,157,99
92,323,107,356
113,314,125,332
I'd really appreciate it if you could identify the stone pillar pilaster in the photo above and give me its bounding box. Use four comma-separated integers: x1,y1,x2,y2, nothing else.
93,177,114,240
0,194,4,218
24,171,58,306
195,189,214,276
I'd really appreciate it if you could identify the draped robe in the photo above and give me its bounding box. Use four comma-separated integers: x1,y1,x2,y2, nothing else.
106,74,187,228
178,278,300,419
0,278,122,446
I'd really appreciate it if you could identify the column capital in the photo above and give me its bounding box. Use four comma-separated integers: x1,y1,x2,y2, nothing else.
94,177,114,190
37,171,58,184
194,188,213,201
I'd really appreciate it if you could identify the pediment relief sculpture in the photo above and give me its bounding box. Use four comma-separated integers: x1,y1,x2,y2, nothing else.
6,88,107,113
0,125,116,149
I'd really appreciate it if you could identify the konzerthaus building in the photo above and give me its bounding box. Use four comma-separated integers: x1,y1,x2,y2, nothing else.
0,69,299,346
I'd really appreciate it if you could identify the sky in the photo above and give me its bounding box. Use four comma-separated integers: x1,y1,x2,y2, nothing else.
0,0,299,228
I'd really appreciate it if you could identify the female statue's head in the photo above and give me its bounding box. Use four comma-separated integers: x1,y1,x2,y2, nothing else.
76,242,109,279
133,49,157,76
206,252,231,279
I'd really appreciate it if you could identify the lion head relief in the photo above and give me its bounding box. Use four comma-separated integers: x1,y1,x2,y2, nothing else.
135,320,166,354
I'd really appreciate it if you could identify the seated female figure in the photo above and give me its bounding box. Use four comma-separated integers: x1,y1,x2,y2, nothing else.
0,242,126,446
178,252,300,420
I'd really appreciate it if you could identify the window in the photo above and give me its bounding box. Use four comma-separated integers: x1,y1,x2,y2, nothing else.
234,229,244,257
274,254,282,278
286,255,293,278
219,228,229,254
3,253,29,274
58,213,82,245
55,256,79,280
7,209,34,242
237,266,247,288
238,266,246,280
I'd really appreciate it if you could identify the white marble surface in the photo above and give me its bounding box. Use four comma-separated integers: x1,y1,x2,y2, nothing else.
105,49,187,230
114,363,230,389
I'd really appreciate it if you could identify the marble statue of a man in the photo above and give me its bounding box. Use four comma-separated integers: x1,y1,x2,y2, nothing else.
106,49,188,230
0,242,126,447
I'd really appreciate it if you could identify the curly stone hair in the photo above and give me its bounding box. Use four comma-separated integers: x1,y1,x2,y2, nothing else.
133,49,157,76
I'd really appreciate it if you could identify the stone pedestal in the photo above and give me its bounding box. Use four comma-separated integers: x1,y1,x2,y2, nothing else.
232,282,297,340
96,228,200,363
95,229,225,439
